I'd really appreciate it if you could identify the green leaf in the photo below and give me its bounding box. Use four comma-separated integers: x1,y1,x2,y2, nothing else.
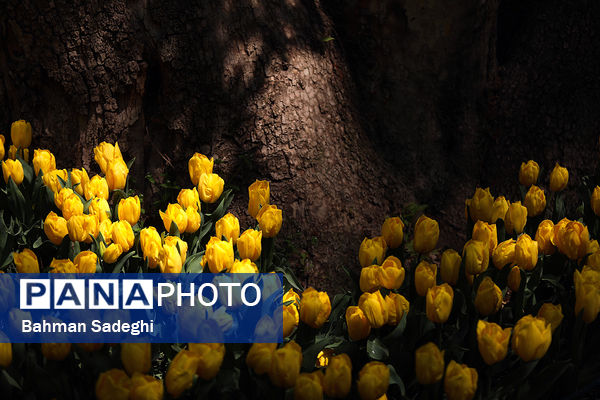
275,266,304,292
1,370,22,390
383,313,408,341
169,221,181,237
112,251,136,273
206,189,234,221
367,338,389,360
388,364,406,396
185,252,205,273
18,156,34,184
7,177,26,221
322,36,335,42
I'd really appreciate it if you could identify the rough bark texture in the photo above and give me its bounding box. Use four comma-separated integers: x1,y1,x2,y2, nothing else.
1,0,600,290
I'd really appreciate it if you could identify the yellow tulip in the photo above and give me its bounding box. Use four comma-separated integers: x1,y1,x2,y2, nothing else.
413,215,440,253
441,249,461,285
377,256,405,290
121,343,151,375
269,341,303,388
140,227,162,269
106,158,129,191
415,342,445,384
246,343,277,375
300,287,332,328
160,236,187,273
359,236,387,268
556,220,590,260
2,159,24,185
519,160,540,187
385,293,410,325
0,135,4,160
415,260,437,296
237,229,262,261
474,277,503,316
248,179,270,218
535,220,556,255
185,207,201,233
54,187,74,210
111,221,134,252
511,315,552,362
198,172,224,203
32,149,56,176
177,187,200,210
294,371,324,400
492,239,515,270
537,303,563,333
215,213,240,244
524,185,546,217
68,214,99,244
41,342,71,360
42,168,68,194
257,204,283,238
118,196,141,226
188,343,225,380
549,162,568,192
591,186,600,216
62,193,84,220
381,216,404,249
84,175,110,200
129,373,163,400
472,220,497,255
505,201,528,235
95,368,131,400
13,248,40,273
44,211,68,245
476,320,511,365
491,196,509,222
358,291,388,328
160,203,188,233
74,250,98,273
201,237,234,273
466,187,494,223
94,142,123,174
165,350,200,398
188,152,214,186
89,197,111,222
10,120,32,148
357,361,389,400
508,266,522,292
321,353,352,398
70,167,89,196
515,234,538,271
99,219,113,244
359,266,380,293
346,306,371,341
103,243,123,264
574,268,600,323
444,360,478,400
229,258,259,273
462,239,489,275
426,284,454,323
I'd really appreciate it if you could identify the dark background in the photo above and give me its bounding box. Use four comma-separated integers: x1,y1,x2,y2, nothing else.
1,0,599,290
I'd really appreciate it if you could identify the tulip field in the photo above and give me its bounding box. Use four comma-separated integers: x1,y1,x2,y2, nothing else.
1,120,600,399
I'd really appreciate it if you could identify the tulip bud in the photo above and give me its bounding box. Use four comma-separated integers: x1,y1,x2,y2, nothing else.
248,179,270,218
188,153,214,186
574,268,600,323
41,342,71,361
537,303,563,333
524,185,546,217
415,342,445,384
300,287,332,328
323,353,352,398
32,149,56,176
491,196,509,222
177,187,200,210
508,266,522,292
413,215,440,254
215,213,240,244
359,236,387,268
385,293,409,325
377,256,405,290
505,201,527,235
139,227,162,269
358,291,388,328
95,369,131,400
103,243,123,264
257,204,283,238
118,196,141,226
70,167,89,196
515,234,538,271
106,158,129,191
426,284,454,323
89,197,111,222
591,186,600,216
294,371,324,400
129,373,163,400
381,216,404,249
121,343,151,375
2,159,24,185
185,207,201,233
476,320,511,365
444,360,478,400
357,361,389,400
346,306,371,341
549,162,568,192
535,220,556,255
414,260,437,296
269,341,303,388
237,229,262,261
472,220,497,255
440,249,461,285
42,168,68,194
74,250,98,273
10,120,32,148
166,350,199,398
466,187,494,223
474,277,503,316
111,221,135,252
201,237,234,273
246,343,277,375
13,249,40,273
519,160,539,187
44,211,68,245
511,315,552,362
492,239,515,270
462,239,489,275
198,172,224,203
84,175,110,201
160,203,188,234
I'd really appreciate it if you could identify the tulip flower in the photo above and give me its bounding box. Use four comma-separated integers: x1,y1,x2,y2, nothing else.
2,159,24,185
413,215,439,253
294,371,324,400
515,234,538,271
188,343,225,380
574,268,600,323
535,220,556,255
359,236,387,268
257,204,283,238
549,162,568,192
415,260,437,296
466,187,494,223
491,196,509,222
356,361,389,400
519,160,539,187
381,216,404,249
70,167,89,196
248,179,270,218
246,343,277,375
358,291,388,328
385,293,410,325
201,237,234,273
415,342,445,384
346,306,371,341
472,220,497,255
121,343,151,375
444,360,478,400
215,213,241,244
74,250,98,273
188,153,214,186
300,287,332,328
508,266,522,292
462,239,489,275
269,341,303,388
32,149,56,176
511,315,552,362
10,120,32,148
524,185,546,217
44,211,68,245
198,172,224,203
118,196,141,226
165,350,200,398
377,256,405,290
474,277,502,316
537,303,563,333
505,201,527,235
177,187,200,210
95,368,131,400
477,320,511,365
441,249,461,285
129,373,163,400
160,203,188,234
426,284,454,323
237,229,262,261
492,239,515,270
84,175,110,200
